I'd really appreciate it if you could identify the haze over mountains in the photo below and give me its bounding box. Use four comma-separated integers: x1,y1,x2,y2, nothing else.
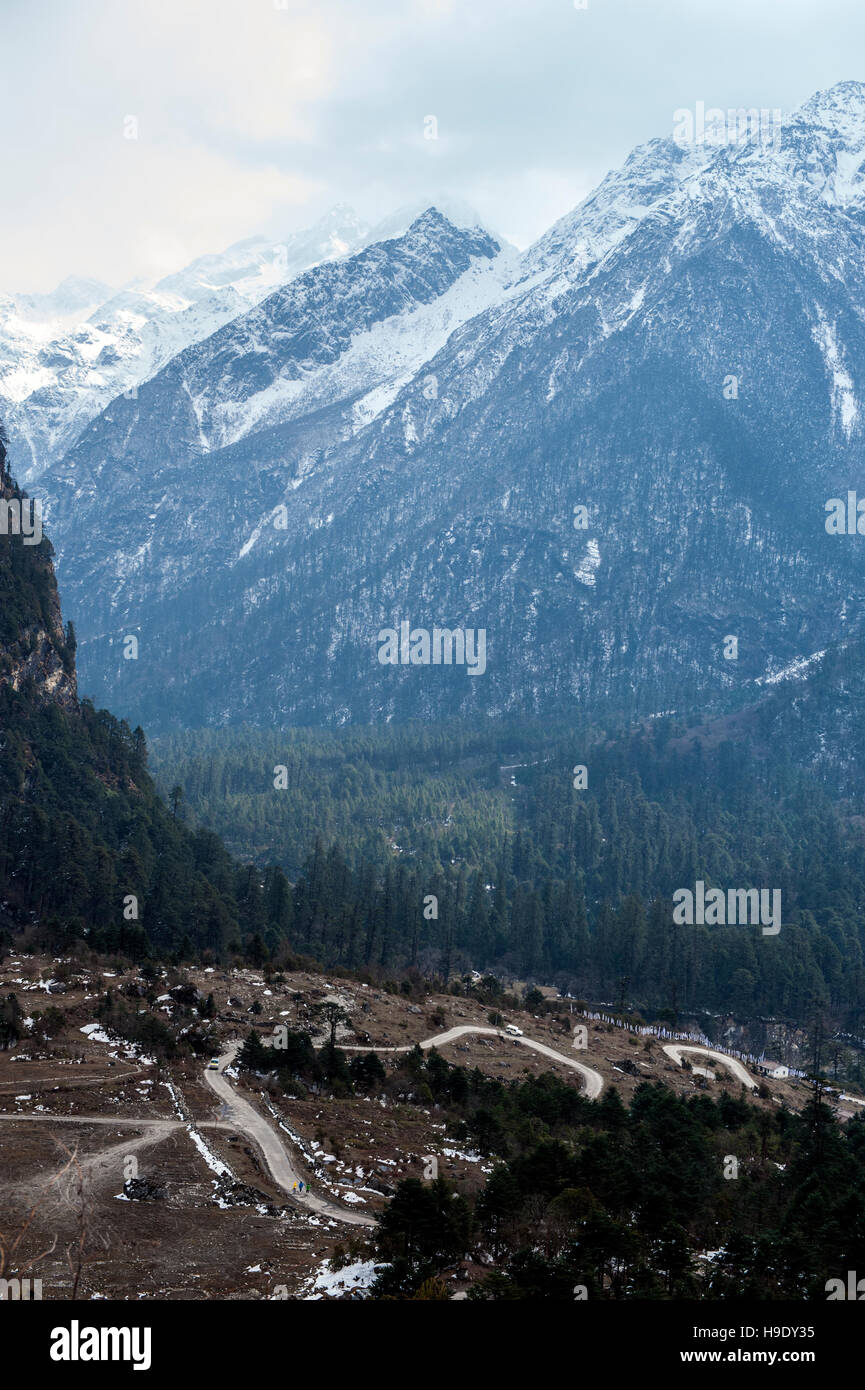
23,81,865,742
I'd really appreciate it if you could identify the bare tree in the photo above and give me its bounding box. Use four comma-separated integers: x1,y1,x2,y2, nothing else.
56,1141,93,1299
0,1145,78,1287
313,1000,351,1051
1,1139,110,1299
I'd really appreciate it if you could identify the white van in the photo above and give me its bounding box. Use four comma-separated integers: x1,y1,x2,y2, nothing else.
505,1024,523,1037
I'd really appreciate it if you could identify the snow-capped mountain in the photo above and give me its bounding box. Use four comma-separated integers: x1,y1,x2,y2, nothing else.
0,206,370,484
34,82,865,734
58,210,504,467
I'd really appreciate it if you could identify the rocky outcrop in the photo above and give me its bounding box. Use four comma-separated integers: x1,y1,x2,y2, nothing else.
0,439,77,710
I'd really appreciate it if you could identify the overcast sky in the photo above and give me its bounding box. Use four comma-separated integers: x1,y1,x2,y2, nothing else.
1,0,863,293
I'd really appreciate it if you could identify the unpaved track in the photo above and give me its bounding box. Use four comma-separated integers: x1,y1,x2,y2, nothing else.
0,1094,375,1226
345,1024,605,1099
70,1124,179,1186
0,1067,141,1090
0,1113,180,1126
0,1022,604,1228
204,1045,375,1227
0,1114,230,1128
0,1115,228,1204
662,1044,758,1089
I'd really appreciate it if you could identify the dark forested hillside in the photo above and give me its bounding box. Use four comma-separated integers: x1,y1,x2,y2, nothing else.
0,437,76,707
371,1068,865,1300
0,428,284,961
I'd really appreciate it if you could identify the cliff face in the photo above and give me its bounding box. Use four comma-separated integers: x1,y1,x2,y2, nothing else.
0,422,254,960
0,431,77,709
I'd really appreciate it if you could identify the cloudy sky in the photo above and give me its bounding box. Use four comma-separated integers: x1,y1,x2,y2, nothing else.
1,0,862,292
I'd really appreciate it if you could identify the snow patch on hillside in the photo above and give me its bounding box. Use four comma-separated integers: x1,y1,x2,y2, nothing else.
812,312,859,435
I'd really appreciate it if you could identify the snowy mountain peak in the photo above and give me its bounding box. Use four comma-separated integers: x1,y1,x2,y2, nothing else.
760,81,865,211
396,207,477,247
328,208,500,283
30,81,865,731
521,133,707,282
153,205,369,304
795,80,865,135
366,197,497,247
523,82,865,286
0,207,372,483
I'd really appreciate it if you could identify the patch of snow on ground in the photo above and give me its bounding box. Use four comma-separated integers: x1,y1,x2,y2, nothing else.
303,1259,383,1300
756,648,826,687
186,1125,232,1178
574,538,601,587
812,312,859,435
80,1023,112,1044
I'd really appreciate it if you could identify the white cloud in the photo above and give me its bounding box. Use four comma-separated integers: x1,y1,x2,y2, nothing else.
1,0,864,291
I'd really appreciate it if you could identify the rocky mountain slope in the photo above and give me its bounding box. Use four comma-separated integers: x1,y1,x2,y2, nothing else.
35,81,865,737
0,431,76,708
37,211,508,725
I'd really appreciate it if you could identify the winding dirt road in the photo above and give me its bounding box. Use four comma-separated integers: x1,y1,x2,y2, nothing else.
204,1044,375,1227
0,1023,604,1228
201,1025,603,1218
343,1024,605,1098
662,1044,758,1089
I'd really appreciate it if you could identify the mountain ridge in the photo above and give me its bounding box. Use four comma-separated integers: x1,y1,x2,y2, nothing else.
30,82,865,739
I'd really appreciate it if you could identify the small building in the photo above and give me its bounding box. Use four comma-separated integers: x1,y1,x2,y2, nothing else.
762,1060,789,1079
